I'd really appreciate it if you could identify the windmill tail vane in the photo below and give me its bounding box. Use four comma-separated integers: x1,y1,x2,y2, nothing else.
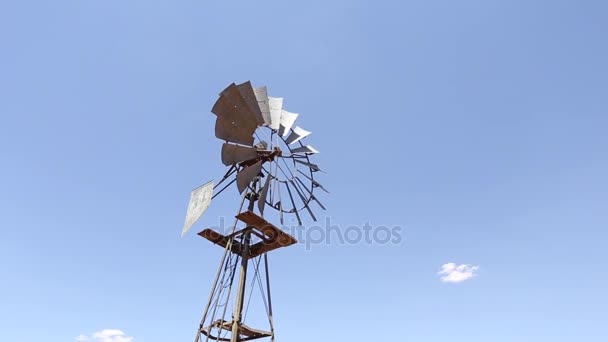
181,81,327,342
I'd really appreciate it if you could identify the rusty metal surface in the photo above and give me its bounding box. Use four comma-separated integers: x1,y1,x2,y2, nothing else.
212,83,261,146
236,81,265,126
200,210,297,259
198,228,243,255
217,83,259,126
215,115,255,146
221,143,258,166
201,320,271,341
238,147,280,168
236,161,263,193
248,240,287,259
235,211,297,247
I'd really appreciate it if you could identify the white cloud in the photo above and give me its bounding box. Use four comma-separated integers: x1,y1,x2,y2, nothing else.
75,329,133,342
438,263,479,283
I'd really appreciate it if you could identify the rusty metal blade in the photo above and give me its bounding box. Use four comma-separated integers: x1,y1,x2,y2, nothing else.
214,112,255,146
237,161,263,193
258,175,271,216
221,143,258,166
217,83,259,127
212,83,259,146
237,81,265,126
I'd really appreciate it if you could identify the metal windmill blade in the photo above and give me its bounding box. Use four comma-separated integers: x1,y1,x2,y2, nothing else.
257,174,272,215
285,126,311,145
237,160,263,193
291,145,319,155
221,143,258,166
212,82,262,146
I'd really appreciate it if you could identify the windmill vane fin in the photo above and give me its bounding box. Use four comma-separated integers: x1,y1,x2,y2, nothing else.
181,180,214,237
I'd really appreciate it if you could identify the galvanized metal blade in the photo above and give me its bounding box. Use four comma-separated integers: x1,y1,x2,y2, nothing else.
291,145,319,155
253,86,271,126
237,161,263,193
278,110,298,137
268,97,283,130
285,126,311,145
221,143,258,166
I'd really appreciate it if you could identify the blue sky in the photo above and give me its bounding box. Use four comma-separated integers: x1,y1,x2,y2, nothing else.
1,0,607,341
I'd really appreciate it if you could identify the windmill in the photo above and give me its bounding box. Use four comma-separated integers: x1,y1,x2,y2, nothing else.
182,81,327,342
